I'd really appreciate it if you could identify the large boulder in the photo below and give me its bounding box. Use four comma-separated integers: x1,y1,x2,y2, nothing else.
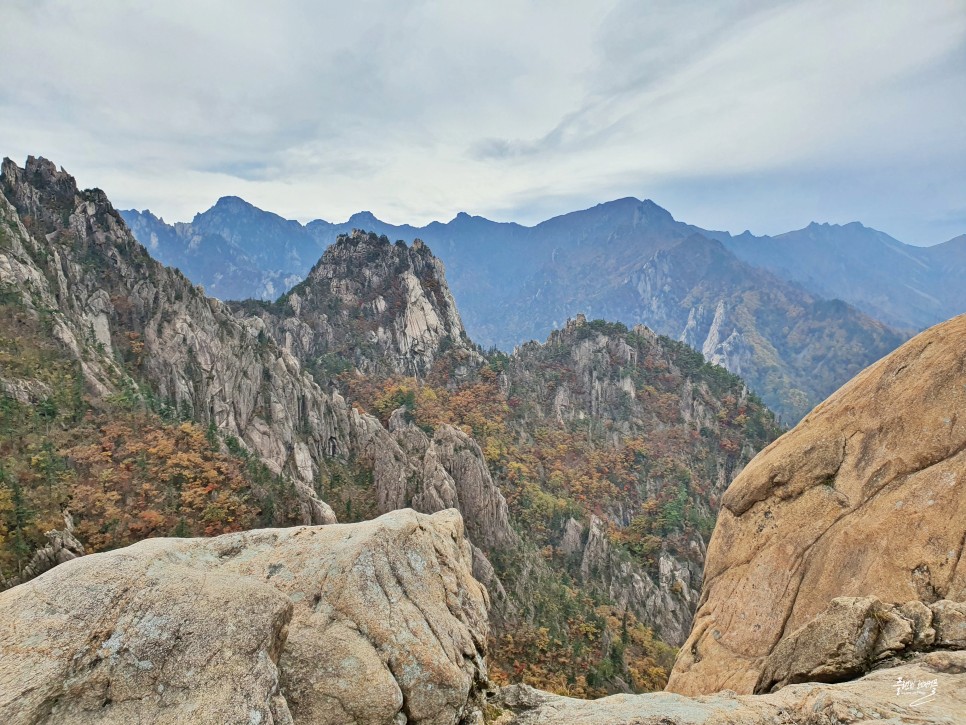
753,596,965,693
0,509,489,725
667,314,966,695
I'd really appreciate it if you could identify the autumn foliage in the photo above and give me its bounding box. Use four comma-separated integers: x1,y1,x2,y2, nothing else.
1,277,778,698
66,417,257,550
0,299,296,581
489,603,676,698
342,321,779,694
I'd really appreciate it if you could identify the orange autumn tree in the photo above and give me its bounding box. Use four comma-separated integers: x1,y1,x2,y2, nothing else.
67,416,257,551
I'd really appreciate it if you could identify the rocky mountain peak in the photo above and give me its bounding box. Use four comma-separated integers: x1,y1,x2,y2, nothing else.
2,155,80,220
801,220,868,237
3,155,75,194
117,191,922,425
129,207,164,224
235,229,479,380
348,210,379,226
594,196,676,226
206,195,257,214
1,157,131,258
191,195,302,232
307,229,446,287
447,211,492,228
565,312,588,330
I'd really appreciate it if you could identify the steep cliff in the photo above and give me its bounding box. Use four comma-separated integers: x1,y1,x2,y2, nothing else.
622,234,908,422
0,156,343,495
1,156,782,699
499,315,779,646
667,313,966,696
0,157,512,590
344,314,780,692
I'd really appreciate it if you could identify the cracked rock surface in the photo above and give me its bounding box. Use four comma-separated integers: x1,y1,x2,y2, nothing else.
667,313,966,695
754,595,965,693
0,508,489,725
489,650,966,724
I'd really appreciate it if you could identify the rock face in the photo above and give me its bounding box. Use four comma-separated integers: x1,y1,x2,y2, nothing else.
378,412,517,552
575,514,700,647
0,157,512,575
0,508,490,725
489,650,966,724
667,314,966,695
624,234,907,422
0,511,85,589
502,315,778,646
232,230,480,381
755,596,966,693
0,156,343,509
419,424,516,551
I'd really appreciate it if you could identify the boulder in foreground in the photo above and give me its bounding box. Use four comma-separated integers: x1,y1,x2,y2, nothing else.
0,509,489,725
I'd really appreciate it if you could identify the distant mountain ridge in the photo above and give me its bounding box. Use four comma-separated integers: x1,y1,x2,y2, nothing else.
122,197,966,334
123,197,315,300
706,221,966,332
122,197,966,339
122,198,933,421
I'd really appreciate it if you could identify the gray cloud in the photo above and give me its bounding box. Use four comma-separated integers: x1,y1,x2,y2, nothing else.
2,0,964,244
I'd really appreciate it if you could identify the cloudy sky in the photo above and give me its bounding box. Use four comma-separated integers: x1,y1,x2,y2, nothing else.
3,0,964,244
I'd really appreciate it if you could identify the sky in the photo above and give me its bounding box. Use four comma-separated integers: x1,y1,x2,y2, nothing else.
3,0,965,245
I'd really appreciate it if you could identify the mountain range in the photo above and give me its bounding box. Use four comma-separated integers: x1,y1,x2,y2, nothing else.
3,154,964,718
1,156,780,695
122,195,966,337
122,196,964,421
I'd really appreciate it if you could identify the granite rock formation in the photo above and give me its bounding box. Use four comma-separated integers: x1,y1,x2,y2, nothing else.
667,313,966,695
0,156,511,577
489,650,966,724
501,315,778,646
234,230,480,381
0,508,489,725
